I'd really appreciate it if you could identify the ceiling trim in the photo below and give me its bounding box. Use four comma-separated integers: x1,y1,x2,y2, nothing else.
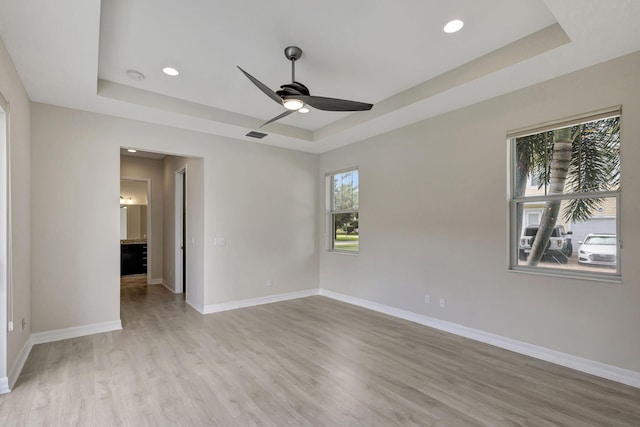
97,23,569,151
315,23,569,142
98,79,313,141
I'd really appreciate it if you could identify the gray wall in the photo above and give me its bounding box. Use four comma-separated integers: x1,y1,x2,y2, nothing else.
31,103,319,330
318,52,640,373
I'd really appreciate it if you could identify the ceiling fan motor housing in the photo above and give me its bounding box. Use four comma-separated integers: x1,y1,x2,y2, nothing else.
284,46,302,61
277,82,310,98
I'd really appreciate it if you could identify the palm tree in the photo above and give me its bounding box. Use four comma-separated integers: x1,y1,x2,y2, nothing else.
514,131,548,251
515,116,620,266
526,127,572,265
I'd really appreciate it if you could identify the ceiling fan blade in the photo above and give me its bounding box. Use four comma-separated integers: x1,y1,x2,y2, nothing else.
295,95,373,112
260,110,295,128
237,66,283,106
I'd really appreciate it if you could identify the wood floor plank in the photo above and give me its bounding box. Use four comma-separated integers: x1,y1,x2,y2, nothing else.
1,285,639,426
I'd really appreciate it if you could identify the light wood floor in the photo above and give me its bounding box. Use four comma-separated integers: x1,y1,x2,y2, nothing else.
120,275,148,287
1,285,639,426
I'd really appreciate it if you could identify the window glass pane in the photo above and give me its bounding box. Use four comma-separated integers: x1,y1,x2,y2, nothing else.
332,170,359,211
333,212,359,252
516,197,617,274
329,168,359,253
514,116,620,198
526,212,540,226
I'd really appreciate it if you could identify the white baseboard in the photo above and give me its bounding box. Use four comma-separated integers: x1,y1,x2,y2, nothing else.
3,320,123,394
7,337,33,391
148,278,163,285
319,289,640,389
186,299,204,314
30,320,123,345
161,280,176,293
203,289,320,314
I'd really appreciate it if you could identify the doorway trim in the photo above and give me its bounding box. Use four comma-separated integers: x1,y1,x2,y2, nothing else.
174,167,186,295
0,93,9,392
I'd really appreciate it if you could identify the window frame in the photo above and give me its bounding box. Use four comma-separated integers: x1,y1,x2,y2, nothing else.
326,167,359,254
507,106,622,282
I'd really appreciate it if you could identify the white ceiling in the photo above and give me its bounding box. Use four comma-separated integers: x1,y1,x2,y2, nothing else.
0,0,639,154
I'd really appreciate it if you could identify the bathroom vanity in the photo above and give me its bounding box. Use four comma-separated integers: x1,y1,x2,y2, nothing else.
121,240,147,276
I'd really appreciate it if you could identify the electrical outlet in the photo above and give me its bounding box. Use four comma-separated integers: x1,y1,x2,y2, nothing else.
439,298,446,309
7,321,13,332
267,279,273,287
21,318,26,331
424,294,430,304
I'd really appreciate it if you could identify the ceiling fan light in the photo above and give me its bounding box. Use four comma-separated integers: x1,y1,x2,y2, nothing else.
283,98,304,110
299,107,309,114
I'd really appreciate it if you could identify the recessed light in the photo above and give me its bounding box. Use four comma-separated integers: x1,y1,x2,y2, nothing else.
162,66,180,76
444,19,464,34
127,149,137,153
299,107,309,114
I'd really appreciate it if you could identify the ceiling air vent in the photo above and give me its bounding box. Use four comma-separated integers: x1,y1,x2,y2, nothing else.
246,131,268,139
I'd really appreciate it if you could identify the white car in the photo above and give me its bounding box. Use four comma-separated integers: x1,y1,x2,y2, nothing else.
578,233,617,266
519,224,572,263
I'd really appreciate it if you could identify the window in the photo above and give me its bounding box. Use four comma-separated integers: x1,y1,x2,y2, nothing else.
526,211,541,227
509,107,621,280
327,168,359,252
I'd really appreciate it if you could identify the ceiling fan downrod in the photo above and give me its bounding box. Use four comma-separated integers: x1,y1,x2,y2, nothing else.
284,46,302,83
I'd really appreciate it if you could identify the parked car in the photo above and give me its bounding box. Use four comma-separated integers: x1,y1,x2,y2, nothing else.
578,233,617,266
519,224,572,263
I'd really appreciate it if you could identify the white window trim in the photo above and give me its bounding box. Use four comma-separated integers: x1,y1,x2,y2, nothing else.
325,167,359,254
507,105,621,139
507,108,622,282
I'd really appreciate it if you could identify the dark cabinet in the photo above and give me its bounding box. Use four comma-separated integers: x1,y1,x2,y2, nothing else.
121,243,147,276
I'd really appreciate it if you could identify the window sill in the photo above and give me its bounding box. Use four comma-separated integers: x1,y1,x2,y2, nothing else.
327,250,359,256
508,266,622,284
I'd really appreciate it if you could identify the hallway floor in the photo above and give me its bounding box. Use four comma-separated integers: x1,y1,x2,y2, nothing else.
120,275,148,287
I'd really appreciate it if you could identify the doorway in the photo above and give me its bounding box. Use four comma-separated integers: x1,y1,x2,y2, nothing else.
120,178,151,283
175,168,186,296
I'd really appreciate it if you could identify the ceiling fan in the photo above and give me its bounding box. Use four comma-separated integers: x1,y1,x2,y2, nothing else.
238,46,373,127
